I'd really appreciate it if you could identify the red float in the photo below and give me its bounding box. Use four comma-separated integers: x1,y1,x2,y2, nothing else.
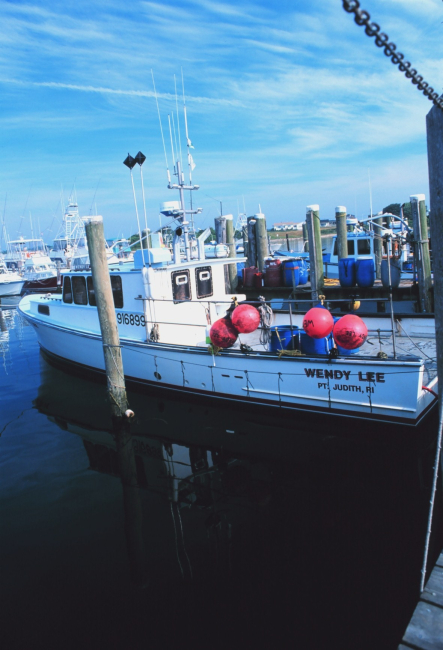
231,304,260,333
333,314,368,350
209,317,238,348
302,307,334,339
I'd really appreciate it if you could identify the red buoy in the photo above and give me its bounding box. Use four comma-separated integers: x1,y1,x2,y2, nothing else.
302,307,334,339
210,317,238,348
333,314,368,350
231,304,260,333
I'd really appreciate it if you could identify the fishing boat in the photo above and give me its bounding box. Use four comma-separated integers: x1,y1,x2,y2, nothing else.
20,253,58,294
18,157,438,438
3,236,48,270
49,199,88,267
322,215,414,280
0,259,25,297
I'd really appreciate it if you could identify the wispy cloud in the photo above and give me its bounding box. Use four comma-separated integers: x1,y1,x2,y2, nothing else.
1,79,245,106
0,0,440,236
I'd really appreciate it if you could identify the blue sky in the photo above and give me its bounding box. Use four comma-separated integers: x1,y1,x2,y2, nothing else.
1,0,442,242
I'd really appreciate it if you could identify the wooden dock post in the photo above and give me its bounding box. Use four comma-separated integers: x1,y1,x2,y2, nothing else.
302,222,309,252
306,205,324,301
225,214,238,292
242,224,248,258
373,216,383,279
247,217,257,268
427,106,443,379
410,194,433,313
84,216,146,585
255,213,269,272
84,216,129,421
141,227,150,249
215,216,227,245
335,206,348,260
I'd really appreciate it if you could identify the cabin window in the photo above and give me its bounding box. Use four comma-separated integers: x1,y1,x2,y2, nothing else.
334,240,355,256
87,276,96,307
172,270,191,302
357,239,371,255
111,275,124,309
195,266,213,298
38,304,50,316
63,276,73,304
72,276,88,305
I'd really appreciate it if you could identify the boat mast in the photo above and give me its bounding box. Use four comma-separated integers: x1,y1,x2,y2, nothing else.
168,159,201,262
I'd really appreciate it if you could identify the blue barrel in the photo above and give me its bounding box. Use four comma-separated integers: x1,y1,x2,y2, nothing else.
336,344,360,356
283,261,300,288
270,326,299,351
298,259,309,285
237,262,245,283
338,258,356,287
356,258,375,288
300,331,331,355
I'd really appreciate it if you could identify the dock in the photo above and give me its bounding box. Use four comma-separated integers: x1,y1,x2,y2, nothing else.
398,550,443,649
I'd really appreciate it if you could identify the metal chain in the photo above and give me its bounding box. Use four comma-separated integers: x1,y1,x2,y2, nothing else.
342,0,443,111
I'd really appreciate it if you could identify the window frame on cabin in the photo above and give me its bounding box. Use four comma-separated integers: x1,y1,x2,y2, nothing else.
87,276,96,307
171,269,191,302
62,276,73,304
357,238,371,255
111,275,124,309
195,266,213,299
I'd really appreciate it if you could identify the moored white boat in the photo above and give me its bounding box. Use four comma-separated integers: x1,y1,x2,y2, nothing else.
0,260,25,297
17,111,438,437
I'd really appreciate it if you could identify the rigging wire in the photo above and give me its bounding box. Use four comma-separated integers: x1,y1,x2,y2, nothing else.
174,74,183,171
151,70,171,184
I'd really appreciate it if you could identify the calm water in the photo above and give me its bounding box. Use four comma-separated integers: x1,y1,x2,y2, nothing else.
0,306,441,649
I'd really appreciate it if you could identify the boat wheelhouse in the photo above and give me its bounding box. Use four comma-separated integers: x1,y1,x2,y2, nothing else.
4,237,48,270
49,200,88,266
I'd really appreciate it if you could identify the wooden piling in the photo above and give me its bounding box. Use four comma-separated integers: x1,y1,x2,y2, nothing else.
84,216,129,420
225,214,238,292
215,216,227,245
255,213,269,272
373,216,383,280
335,206,348,260
242,225,248,257
302,222,309,252
427,106,443,393
247,217,257,268
410,194,433,313
141,228,150,249
306,205,324,301
84,216,146,586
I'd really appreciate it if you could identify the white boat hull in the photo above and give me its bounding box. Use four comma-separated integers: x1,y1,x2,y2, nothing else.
0,279,25,297
19,298,436,429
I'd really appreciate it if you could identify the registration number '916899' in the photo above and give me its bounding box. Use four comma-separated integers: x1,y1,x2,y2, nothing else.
116,312,146,327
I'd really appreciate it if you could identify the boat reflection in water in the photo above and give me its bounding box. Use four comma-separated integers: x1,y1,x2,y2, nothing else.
33,351,442,649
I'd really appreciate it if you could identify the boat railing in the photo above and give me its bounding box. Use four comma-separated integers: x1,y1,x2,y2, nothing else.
135,295,405,307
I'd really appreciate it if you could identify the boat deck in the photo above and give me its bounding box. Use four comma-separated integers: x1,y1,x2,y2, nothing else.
356,333,437,386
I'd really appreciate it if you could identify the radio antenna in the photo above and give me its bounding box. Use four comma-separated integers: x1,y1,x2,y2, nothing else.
151,70,171,184
174,74,183,169
168,115,176,174
181,69,195,186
